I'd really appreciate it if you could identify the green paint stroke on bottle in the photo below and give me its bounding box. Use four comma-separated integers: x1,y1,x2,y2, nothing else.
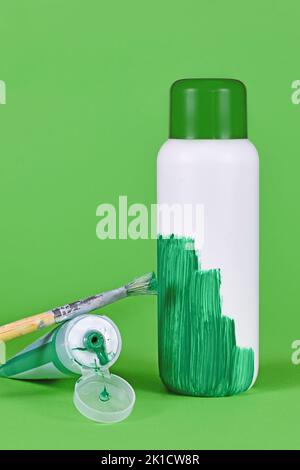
157,235,254,397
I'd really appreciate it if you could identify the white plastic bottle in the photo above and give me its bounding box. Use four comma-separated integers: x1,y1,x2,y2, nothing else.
157,79,259,397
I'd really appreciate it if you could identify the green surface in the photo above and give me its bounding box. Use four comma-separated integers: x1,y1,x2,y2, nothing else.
0,0,300,450
157,236,254,396
170,79,247,139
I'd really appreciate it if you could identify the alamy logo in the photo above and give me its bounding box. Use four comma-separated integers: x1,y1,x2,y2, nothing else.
291,80,300,105
0,80,6,104
96,195,204,245
291,340,300,364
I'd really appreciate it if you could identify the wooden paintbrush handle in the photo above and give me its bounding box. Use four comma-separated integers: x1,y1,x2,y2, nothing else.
0,312,55,342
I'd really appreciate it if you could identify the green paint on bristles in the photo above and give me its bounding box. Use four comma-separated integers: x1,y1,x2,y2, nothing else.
126,272,157,296
157,235,254,397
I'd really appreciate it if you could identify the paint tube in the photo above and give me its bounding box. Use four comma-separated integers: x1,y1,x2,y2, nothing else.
0,314,135,423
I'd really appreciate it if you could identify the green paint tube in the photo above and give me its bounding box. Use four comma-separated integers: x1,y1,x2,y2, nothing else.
0,315,135,423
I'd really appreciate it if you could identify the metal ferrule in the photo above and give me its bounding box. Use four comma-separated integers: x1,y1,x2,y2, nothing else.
54,287,127,323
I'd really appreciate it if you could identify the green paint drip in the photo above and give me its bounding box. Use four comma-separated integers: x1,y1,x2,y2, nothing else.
99,383,110,402
86,337,111,403
157,235,254,397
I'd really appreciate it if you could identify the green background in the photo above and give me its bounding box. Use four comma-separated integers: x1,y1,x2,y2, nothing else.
0,0,299,450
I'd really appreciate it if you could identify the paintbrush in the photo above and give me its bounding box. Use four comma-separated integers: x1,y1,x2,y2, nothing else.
0,272,157,342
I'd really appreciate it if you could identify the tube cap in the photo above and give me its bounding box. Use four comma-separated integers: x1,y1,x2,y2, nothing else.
170,78,247,139
74,372,135,424
66,314,135,424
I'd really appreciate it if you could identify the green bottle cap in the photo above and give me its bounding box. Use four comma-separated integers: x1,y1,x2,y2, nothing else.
170,78,247,139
